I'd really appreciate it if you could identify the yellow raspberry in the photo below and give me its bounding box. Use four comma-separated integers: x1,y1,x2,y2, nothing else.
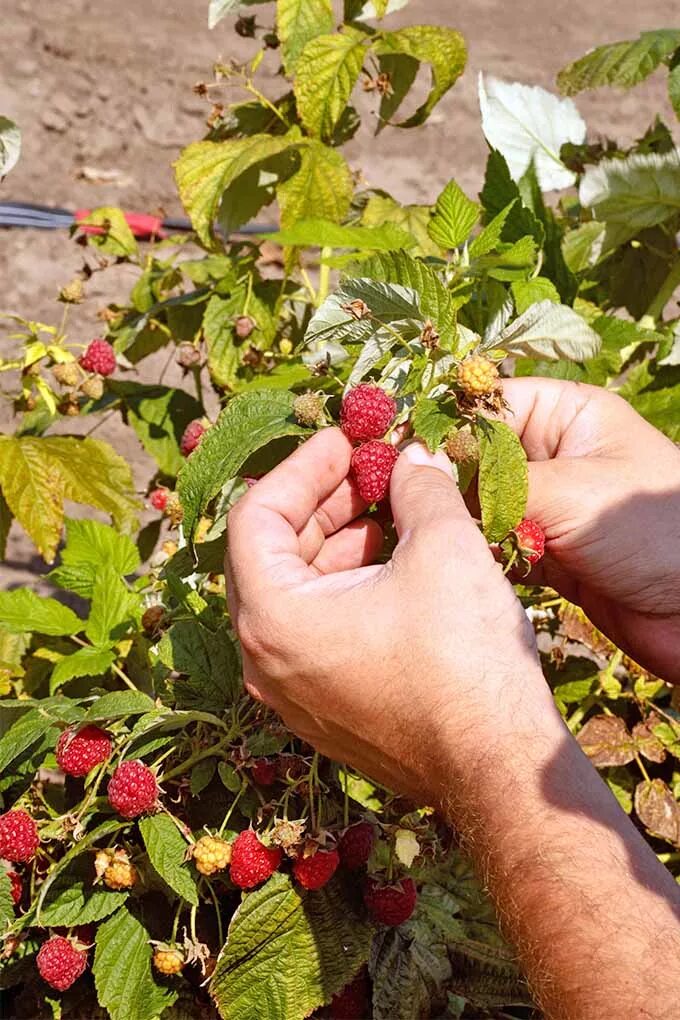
153,948,184,976
104,857,138,890
279,338,293,356
444,427,479,464
456,355,500,397
192,835,232,876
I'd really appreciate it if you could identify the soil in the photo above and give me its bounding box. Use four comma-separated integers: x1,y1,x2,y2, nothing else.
0,0,675,589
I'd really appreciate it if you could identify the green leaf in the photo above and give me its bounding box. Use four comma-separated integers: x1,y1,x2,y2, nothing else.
0,590,81,637
203,289,246,391
496,300,601,361
479,150,544,247
468,201,516,258
277,0,334,73
0,707,57,775
605,767,635,814
557,30,680,95
561,221,605,273
266,219,414,251
411,398,457,452
36,819,128,922
190,757,217,795
361,194,440,258
277,142,353,228
669,62,680,120
477,420,528,542
511,277,560,314
40,869,128,926
619,361,680,441
178,390,308,543
175,134,297,247
371,922,451,1019
0,870,14,929
158,620,241,712
78,207,138,257
211,872,373,1020
218,760,242,793
85,565,138,648
139,815,198,906
428,179,480,249
0,487,11,560
50,647,116,695
56,519,140,597
110,383,204,477
0,116,21,178
375,26,467,128
83,690,156,722
293,27,367,139
94,906,176,1020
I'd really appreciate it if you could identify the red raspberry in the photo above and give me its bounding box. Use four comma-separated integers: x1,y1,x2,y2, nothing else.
250,758,277,786
514,519,545,565
292,847,340,890
56,725,112,777
8,870,22,905
37,936,88,991
107,761,158,818
0,810,39,863
79,338,117,377
180,419,206,456
229,830,282,889
330,967,371,1019
338,822,375,871
351,442,399,503
363,876,417,926
340,384,397,443
149,487,169,512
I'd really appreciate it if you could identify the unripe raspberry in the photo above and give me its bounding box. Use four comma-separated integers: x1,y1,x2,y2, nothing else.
56,725,112,777
95,848,138,890
514,519,545,565
79,338,117,377
180,419,206,457
229,830,282,889
80,375,104,401
340,385,397,443
456,355,499,397
52,362,80,388
444,427,479,464
107,761,158,818
250,758,277,786
37,936,88,991
279,338,293,356
351,442,399,503
149,487,169,512
192,835,232,876
153,947,184,976
293,392,324,428
292,847,340,890
234,315,255,341
330,967,371,1019
363,876,417,926
58,397,81,417
141,604,166,635
58,278,85,304
0,809,39,863
164,491,184,526
176,343,201,368
338,822,375,871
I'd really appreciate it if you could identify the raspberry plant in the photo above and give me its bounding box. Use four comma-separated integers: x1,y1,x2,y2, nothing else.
2,7,680,1019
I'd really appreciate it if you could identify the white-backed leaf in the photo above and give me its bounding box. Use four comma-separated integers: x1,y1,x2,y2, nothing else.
0,116,21,177
496,300,601,361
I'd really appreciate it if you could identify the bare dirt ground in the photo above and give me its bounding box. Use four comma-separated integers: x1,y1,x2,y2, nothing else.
0,0,676,589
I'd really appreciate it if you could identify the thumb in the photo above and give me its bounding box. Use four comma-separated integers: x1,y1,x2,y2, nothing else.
390,441,474,539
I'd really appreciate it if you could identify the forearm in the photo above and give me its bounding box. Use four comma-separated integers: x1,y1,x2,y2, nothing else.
440,682,680,1019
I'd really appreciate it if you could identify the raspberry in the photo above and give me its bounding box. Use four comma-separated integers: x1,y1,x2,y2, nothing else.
80,375,104,401
192,835,232,876
229,830,282,889
250,758,277,786
141,604,166,634
514,519,545,566
180,419,206,457
363,876,417,926
338,822,375,871
176,343,201,368
350,442,399,503
456,355,499,397
37,936,88,991
279,338,293,356
107,761,158,818
340,385,397,443
153,947,184,976
52,362,80,388
149,487,169,512
0,810,39,863
8,870,22,905
293,392,325,428
95,848,138,890
56,725,112,777
234,315,255,340
292,847,340,890
444,427,479,464
330,967,371,1020
79,338,117,377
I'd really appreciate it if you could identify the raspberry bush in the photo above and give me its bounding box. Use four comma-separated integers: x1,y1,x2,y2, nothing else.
1,6,680,1019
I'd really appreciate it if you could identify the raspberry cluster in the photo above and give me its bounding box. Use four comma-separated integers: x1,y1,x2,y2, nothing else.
79,338,117,377
340,385,399,503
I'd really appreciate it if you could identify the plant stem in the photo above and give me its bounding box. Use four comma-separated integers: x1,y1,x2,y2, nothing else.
317,249,332,306
161,736,231,782
645,255,680,321
203,879,224,947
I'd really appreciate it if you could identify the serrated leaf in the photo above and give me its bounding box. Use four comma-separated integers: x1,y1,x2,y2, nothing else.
576,715,635,767
510,277,560,314
178,390,308,543
0,707,58,775
277,142,353,228
83,690,156,722
371,919,452,1020
669,62,680,120
477,420,527,543
561,220,605,273
634,779,680,845
139,815,198,905
50,647,116,695
40,870,128,926
362,195,440,258
203,289,245,391
85,565,138,648
0,116,21,178
59,519,140,594
211,872,373,1020
110,383,204,477
496,300,601,361
190,757,217,795
78,207,138,257
428,179,480,249
468,201,516,258
36,819,127,922
478,75,586,191
557,30,680,96
277,0,334,73
158,620,240,712
376,26,466,128
94,906,176,1020
411,398,457,452
293,27,366,140
0,589,81,637
0,870,13,928
619,361,680,441
267,219,414,251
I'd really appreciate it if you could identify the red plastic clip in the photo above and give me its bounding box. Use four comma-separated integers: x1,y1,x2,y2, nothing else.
74,209,165,240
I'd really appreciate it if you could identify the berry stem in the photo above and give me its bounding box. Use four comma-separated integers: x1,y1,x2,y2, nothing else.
202,879,224,948
161,735,232,782
171,901,183,943
218,785,245,837
634,752,651,784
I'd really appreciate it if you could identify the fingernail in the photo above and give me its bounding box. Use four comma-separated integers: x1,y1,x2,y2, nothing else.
402,441,452,476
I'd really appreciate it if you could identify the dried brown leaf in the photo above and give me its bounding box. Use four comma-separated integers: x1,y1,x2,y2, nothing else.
634,780,680,846
576,715,635,768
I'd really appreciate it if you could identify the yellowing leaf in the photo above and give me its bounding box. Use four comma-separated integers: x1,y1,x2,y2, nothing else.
78,207,138,257
477,419,528,542
394,828,420,868
294,28,367,139
376,26,467,128
277,0,334,74
278,141,353,228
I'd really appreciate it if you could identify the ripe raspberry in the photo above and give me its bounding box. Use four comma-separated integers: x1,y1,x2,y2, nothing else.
52,362,80,388
293,391,324,428
56,725,112,778
79,338,117,377
338,822,375,871
351,442,399,503
8,870,22,905
0,810,39,863
107,761,158,818
153,947,184,976
292,847,340,891
514,519,545,566
250,758,277,786
456,355,499,397
330,967,371,1020
229,830,282,889
340,385,397,443
149,487,169,512
37,936,88,991
444,427,479,464
363,876,417,926
95,848,138,890
180,419,206,457
192,835,232,876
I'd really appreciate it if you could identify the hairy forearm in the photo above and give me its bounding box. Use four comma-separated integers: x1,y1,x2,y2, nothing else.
440,684,680,1019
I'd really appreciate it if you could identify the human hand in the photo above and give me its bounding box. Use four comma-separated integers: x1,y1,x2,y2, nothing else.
502,378,680,681
226,428,554,807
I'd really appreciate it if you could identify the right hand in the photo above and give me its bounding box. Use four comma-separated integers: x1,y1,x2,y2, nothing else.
502,377,680,682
